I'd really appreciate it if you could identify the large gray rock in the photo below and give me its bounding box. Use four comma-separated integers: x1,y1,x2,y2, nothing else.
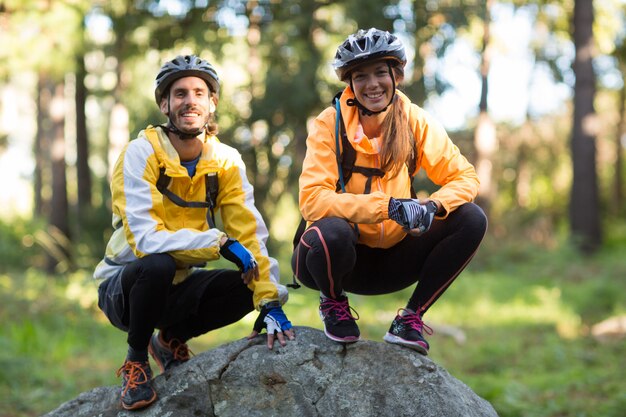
44,326,498,417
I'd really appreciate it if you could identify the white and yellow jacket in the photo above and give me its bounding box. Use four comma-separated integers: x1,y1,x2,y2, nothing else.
94,126,287,309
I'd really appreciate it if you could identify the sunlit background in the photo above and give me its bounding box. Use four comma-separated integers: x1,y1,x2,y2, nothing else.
1,1,625,416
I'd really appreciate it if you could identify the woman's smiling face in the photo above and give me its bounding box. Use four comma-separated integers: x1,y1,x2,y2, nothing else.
350,61,394,114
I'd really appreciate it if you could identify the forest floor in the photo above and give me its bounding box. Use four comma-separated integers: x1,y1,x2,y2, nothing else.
1,234,625,417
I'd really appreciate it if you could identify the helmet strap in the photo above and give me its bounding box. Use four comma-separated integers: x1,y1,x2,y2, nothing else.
160,122,205,140
348,61,396,117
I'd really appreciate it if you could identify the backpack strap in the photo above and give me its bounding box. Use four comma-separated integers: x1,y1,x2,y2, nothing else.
205,173,219,228
156,167,218,229
333,93,348,193
407,131,417,198
332,93,361,238
340,111,417,197
335,96,385,195
352,165,386,193
337,122,355,190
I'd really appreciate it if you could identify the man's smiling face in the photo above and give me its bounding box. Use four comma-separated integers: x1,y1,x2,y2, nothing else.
161,76,215,134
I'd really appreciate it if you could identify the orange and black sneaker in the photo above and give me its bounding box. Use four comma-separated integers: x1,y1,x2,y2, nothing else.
116,360,157,410
149,332,193,373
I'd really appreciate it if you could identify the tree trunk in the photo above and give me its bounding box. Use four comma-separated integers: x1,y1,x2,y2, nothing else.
34,74,50,217
473,0,496,215
246,0,262,185
75,53,92,211
570,0,601,252
615,73,625,214
410,0,428,104
47,81,71,273
107,41,130,183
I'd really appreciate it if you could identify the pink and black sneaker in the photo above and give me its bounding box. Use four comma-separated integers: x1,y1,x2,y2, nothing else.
319,295,360,343
383,308,433,355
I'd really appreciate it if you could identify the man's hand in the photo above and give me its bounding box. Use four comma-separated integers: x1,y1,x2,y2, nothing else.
247,301,295,350
389,198,437,235
220,238,259,283
241,264,259,285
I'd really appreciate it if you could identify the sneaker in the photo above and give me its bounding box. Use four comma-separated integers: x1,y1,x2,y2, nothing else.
148,332,193,373
383,308,433,355
116,360,157,410
319,295,360,343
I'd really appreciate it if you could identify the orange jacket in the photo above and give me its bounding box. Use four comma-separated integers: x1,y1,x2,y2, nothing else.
299,87,479,248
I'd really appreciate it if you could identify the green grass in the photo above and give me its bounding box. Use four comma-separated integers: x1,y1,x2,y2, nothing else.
0,238,625,417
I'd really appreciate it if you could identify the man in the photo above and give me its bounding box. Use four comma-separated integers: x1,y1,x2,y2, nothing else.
94,55,295,411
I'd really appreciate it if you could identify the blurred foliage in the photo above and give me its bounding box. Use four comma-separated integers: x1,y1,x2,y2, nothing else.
0,0,626,414
0,222,625,416
1,0,625,258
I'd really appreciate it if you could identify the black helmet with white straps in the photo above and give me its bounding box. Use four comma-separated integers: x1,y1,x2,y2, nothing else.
154,55,220,105
155,55,220,140
333,28,406,82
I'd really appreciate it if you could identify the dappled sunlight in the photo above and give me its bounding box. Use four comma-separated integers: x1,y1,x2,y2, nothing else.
1,244,624,417
0,273,12,293
64,271,99,310
0,0,624,413
269,194,301,242
433,283,581,339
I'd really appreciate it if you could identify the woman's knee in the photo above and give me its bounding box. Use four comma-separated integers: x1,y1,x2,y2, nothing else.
302,217,356,250
453,203,488,245
464,203,488,234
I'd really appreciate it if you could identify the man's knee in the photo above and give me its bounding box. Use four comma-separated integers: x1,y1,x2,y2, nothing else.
123,253,177,292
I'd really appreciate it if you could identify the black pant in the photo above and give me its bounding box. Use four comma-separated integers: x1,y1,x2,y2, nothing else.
291,203,487,315
98,253,254,351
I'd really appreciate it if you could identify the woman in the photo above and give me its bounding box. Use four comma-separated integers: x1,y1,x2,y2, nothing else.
291,28,487,355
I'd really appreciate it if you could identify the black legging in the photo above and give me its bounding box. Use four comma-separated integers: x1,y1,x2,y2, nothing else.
291,202,487,315
120,254,254,351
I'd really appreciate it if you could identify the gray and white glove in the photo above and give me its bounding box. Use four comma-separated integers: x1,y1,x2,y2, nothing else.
389,198,437,233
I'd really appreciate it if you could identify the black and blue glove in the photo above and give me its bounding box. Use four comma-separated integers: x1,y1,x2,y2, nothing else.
389,198,437,233
253,301,293,335
219,238,257,273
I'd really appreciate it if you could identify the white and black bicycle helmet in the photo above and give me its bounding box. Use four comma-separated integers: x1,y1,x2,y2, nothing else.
154,55,220,105
333,28,406,81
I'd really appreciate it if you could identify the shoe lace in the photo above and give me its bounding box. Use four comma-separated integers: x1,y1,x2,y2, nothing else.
398,308,433,335
167,339,194,362
116,361,150,393
321,297,360,322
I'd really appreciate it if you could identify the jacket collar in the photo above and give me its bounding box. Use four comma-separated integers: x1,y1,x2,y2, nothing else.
339,87,411,155
142,126,221,177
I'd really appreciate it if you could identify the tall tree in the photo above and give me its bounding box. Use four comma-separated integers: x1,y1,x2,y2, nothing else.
5,0,83,270
47,81,71,272
406,0,473,105
612,39,626,214
72,0,95,218
243,0,329,229
570,0,601,252
473,0,496,214
34,74,50,217
75,52,92,211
